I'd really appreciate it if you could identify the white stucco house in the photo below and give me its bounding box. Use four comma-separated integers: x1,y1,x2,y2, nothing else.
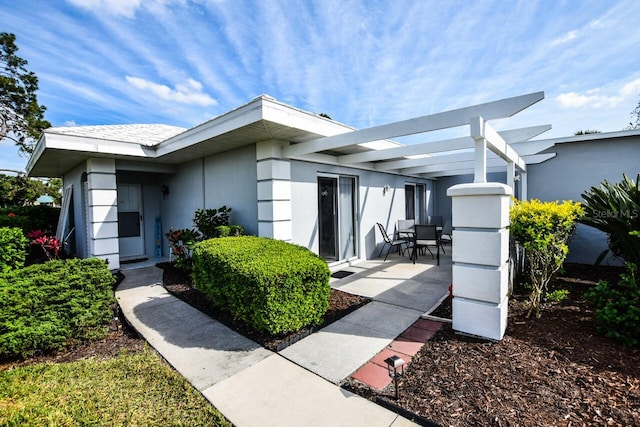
26,93,640,272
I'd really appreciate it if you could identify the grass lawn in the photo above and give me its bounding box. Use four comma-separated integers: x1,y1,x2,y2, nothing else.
0,348,231,427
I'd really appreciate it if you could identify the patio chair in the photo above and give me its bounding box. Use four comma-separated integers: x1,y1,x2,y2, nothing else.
396,219,415,241
439,219,452,253
411,224,439,265
377,222,408,261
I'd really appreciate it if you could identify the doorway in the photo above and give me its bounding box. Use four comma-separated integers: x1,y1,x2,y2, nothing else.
318,176,357,261
117,184,145,260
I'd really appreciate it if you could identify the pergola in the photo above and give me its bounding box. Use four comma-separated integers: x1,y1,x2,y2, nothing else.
282,91,551,198
282,91,549,341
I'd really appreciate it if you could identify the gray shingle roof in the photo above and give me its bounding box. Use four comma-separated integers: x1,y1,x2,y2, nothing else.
45,124,187,146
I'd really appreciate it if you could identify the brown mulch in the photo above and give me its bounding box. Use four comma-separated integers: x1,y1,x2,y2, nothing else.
158,262,371,351
345,263,640,426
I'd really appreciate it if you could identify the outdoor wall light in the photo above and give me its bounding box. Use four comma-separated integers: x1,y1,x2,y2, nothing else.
384,354,406,399
161,185,170,199
383,184,391,195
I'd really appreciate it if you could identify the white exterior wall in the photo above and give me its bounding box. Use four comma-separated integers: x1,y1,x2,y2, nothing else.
85,158,120,270
161,145,258,248
290,160,434,260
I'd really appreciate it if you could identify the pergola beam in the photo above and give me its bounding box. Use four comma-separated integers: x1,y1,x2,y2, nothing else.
405,153,556,176
373,124,549,171
282,91,544,158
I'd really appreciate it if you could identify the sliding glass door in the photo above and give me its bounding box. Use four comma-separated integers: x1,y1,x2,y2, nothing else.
318,175,357,261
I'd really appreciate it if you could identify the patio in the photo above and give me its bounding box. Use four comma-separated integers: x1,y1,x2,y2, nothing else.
279,250,451,384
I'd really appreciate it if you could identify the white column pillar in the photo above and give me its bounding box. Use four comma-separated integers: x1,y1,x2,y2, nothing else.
256,141,292,241
86,158,120,270
447,182,512,340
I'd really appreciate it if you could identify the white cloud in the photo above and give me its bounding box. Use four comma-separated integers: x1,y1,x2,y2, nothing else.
66,0,143,18
555,78,640,109
126,76,218,107
66,0,214,18
62,120,78,127
551,30,578,46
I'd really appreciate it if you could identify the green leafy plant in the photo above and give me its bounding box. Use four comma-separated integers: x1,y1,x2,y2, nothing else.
0,258,115,358
545,289,569,303
0,206,59,234
214,224,243,237
193,206,231,239
585,262,639,347
510,199,583,318
192,236,330,335
581,174,640,266
0,226,29,273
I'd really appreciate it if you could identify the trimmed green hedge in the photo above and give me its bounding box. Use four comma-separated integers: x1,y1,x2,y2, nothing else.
0,206,60,234
192,236,330,335
0,258,115,359
0,227,29,273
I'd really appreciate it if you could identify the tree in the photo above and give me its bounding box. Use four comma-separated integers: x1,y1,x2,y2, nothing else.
0,173,61,207
628,95,640,130
0,32,51,154
574,129,601,135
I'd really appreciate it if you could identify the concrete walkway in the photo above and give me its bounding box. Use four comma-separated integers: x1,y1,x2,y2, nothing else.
115,254,450,427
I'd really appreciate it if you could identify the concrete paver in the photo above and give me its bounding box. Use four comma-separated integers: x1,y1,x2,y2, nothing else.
279,302,421,383
203,354,412,427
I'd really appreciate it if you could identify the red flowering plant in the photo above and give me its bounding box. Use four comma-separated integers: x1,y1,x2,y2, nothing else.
7,212,16,217
166,228,200,271
27,230,60,260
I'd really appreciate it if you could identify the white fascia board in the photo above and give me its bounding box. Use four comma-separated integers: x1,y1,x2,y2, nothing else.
282,91,544,157
339,136,475,164
26,134,47,175
155,100,265,157
45,133,155,157
262,99,356,139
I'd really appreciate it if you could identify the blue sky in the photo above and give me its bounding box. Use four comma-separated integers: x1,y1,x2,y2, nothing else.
2,0,640,173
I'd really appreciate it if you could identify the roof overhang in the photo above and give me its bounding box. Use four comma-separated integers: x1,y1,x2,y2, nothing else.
27,95,400,177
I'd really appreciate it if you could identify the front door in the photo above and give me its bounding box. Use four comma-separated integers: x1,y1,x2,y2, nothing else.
117,184,145,260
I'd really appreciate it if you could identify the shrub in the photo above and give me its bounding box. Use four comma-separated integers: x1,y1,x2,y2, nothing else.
214,225,243,237
193,206,231,239
0,206,60,234
0,227,29,273
585,262,640,347
581,174,640,265
0,258,115,358
192,236,331,335
510,199,583,318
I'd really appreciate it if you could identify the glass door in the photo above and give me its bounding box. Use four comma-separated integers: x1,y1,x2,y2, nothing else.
318,175,357,261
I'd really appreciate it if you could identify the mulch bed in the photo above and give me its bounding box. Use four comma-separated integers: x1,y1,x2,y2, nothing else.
344,263,640,426
157,262,371,351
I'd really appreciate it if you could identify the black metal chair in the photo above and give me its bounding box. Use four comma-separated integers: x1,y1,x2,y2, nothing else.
411,224,440,265
439,219,452,254
377,222,408,261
